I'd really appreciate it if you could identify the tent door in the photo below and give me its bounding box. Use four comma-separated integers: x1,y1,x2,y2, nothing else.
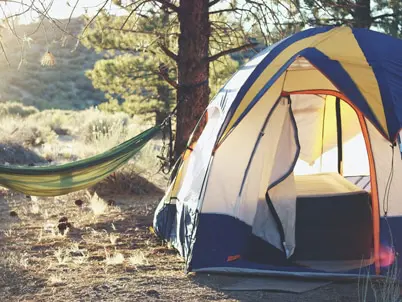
251,96,300,258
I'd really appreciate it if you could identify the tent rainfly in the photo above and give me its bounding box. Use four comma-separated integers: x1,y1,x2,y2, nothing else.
153,26,402,279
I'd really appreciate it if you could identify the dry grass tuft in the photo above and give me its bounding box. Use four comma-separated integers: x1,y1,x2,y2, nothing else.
54,248,72,265
0,115,58,148
358,257,400,302
105,250,125,266
88,193,108,216
109,233,119,245
48,274,65,286
128,250,149,267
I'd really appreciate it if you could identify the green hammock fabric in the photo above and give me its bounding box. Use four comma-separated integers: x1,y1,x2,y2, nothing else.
0,126,161,197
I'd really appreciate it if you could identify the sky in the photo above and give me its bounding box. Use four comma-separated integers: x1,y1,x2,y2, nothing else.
1,0,125,24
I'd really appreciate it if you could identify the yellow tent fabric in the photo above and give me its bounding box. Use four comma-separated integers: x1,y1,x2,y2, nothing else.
219,27,390,144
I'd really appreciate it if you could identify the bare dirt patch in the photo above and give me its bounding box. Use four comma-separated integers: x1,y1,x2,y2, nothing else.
0,188,385,301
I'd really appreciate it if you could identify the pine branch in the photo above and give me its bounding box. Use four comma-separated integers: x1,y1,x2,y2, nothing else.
120,0,150,29
210,8,237,14
107,27,179,36
372,13,398,20
209,0,221,7
154,0,179,13
81,0,110,36
159,43,178,61
154,70,178,89
208,42,258,62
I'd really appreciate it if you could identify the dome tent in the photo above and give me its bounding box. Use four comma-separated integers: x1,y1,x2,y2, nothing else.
153,26,402,278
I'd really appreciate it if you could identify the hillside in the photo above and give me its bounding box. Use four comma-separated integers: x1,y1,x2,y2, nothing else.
0,18,106,110
0,17,266,112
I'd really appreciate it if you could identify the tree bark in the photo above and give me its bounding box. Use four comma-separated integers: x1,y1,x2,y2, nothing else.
175,0,210,159
352,0,372,28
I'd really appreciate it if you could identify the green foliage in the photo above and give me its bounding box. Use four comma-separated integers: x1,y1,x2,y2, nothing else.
81,10,247,123
299,0,402,37
209,58,239,97
81,12,177,124
86,54,175,123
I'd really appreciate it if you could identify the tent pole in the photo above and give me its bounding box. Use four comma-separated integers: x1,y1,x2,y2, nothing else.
335,97,343,175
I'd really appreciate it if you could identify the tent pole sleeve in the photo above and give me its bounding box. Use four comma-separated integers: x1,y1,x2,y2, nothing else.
336,97,343,175
320,97,327,171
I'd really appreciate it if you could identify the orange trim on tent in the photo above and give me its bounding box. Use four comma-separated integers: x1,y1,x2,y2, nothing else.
283,89,381,275
227,254,241,262
359,115,381,275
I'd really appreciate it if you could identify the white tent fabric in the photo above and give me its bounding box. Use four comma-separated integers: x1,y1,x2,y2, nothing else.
367,120,402,216
176,106,221,206
208,40,284,117
264,100,298,256
291,94,325,165
163,49,395,266
291,94,368,176
245,98,298,255
201,75,285,221
201,90,374,257
152,30,402,278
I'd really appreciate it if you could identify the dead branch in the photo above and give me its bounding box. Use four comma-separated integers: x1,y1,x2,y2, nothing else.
208,42,258,62
158,43,178,61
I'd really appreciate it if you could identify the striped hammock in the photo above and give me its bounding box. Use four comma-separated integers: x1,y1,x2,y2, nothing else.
0,126,161,197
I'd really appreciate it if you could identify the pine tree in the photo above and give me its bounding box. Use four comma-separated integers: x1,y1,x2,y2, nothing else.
297,0,402,36
82,9,249,129
1,0,298,158
86,54,175,125
80,1,288,159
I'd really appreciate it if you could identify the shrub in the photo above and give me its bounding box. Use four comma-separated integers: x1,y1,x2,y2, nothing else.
0,101,39,117
0,115,57,147
14,125,58,147
30,110,76,136
77,108,130,144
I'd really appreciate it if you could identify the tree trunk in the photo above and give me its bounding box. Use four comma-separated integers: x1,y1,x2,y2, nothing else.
175,0,210,159
352,0,372,28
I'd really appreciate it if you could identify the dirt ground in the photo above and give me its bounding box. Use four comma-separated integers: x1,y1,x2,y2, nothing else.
0,188,388,301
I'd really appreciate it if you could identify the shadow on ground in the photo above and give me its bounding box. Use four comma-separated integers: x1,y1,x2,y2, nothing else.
0,263,46,300
82,193,382,302
0,143,48,165
90,171,164,197
190,273,381,302
0,190,387,302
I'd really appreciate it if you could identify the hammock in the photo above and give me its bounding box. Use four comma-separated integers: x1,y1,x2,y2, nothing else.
0,126,161,197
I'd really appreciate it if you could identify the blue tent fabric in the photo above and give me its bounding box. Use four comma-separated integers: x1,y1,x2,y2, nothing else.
221,26,402,142
154,26,402,280
353,29,402,139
